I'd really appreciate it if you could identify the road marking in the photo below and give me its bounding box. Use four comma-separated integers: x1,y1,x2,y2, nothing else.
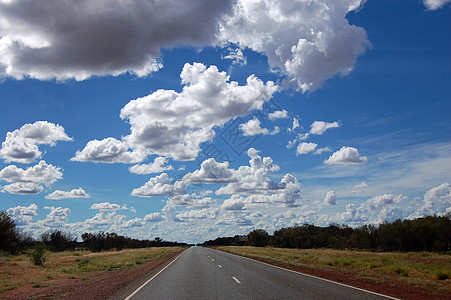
211,259,215,261
218,264,222,268
215,249,399,300
232,276,241,284
124,249,187,300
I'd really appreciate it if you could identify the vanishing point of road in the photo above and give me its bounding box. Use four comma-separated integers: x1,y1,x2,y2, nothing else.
116,246,398,300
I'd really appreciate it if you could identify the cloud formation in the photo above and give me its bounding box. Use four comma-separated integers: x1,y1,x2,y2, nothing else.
240,118,269,136
218,0,370,92
131,173,187,197
410,183,451,218
324,190,337,205
324,146,367,165
0,121,71,163
129,157,173,175
0,0,232,80
0,160,62,194
309,121,340,135
72,137,147,163
296,142,317,155
120,63,277,161
45,188,90,200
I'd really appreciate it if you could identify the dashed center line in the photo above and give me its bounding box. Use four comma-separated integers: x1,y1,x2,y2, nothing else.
211,259,215,261
218,265,222,268
232,276,241,284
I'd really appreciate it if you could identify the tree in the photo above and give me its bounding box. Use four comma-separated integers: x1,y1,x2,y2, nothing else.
248,229,269,247
41,230,77,252
0,211,18,253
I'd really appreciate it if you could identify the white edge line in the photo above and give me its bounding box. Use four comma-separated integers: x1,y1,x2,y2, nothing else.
209,248,399,300
124,249,187,300
232,276,241,284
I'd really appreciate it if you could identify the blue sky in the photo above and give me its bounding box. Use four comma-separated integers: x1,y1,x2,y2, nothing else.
0,0,450,243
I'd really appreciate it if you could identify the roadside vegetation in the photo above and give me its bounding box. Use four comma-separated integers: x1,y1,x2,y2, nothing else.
202,215,450,252
0,210,188,294
216,246,450,295
0,246,183,294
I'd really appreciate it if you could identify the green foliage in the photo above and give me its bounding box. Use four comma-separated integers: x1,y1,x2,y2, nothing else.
248,229,270,247
30,243,47,266
202,215,450,253
41,230,77,252
0,211,35,254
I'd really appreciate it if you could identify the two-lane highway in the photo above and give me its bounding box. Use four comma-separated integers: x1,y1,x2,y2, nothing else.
123,247,397,300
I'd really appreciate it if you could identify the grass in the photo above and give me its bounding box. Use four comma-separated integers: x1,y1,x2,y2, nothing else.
0,247,184,294
215,246,451,294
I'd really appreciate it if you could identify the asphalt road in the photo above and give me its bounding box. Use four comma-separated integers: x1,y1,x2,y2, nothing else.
122,246,397,300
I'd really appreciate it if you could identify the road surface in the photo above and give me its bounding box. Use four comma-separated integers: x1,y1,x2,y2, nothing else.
121,246,397,300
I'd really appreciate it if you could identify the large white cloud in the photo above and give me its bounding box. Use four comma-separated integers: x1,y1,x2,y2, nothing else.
2,182,43,194
45,188,90,200
0,160,62,194
410,183,451,218
218,0,370,92
0,121,72,163
0,160,62,184
324,146,367,165
120,63,277,161
0,0,233,81
7,203,38,226
72,137,148,163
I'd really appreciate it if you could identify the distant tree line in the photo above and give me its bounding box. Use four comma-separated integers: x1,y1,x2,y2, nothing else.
0,210,188,255
201,215,451,252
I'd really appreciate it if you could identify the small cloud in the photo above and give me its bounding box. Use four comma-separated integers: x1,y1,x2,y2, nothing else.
309,121,340,135
423,0,451,10
324,190,337,205
324,146,367,165
222,48,247,66
268,109,288,120
45,188,90,200
240,117,269,136
296,142,317,155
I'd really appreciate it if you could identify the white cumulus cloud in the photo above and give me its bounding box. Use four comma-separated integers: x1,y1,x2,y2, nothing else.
296,142,317,155
0,121,72,163
240,117,269,136
45,188,90,200
129,157,173,175
120,63,277,161
218,0,370,92
324,146,367,165
324,190,337,205
309,121,340,135
72,137,148,163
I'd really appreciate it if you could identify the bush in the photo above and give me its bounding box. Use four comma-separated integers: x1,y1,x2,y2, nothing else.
30,243,47,266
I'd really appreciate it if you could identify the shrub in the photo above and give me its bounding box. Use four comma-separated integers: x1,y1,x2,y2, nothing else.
30,243,47,266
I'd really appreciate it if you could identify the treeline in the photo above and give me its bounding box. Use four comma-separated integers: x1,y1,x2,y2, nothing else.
201,215,451,252
0,211,187,255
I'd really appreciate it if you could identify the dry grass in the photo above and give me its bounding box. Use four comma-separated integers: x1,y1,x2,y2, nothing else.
0,247,183,294
216,246,451,293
